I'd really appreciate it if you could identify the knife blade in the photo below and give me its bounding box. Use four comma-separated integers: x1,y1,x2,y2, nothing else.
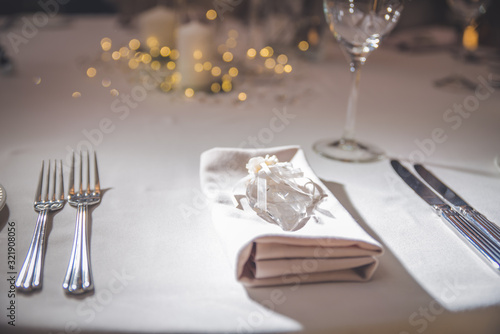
391,160,500,272
414,164,500,246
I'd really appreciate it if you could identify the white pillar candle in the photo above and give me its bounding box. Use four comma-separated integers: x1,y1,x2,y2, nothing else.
137,6,177,48
177,21,216,91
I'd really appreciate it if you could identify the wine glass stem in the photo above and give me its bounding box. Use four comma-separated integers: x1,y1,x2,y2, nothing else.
343,60,363,143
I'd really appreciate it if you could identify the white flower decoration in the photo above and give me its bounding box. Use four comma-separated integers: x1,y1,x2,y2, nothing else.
246,155,279,174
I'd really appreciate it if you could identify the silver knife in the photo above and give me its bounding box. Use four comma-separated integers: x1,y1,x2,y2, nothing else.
414,164,500,246
391,160,500,272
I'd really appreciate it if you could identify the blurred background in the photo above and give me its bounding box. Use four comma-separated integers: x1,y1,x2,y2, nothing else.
1,0,499,48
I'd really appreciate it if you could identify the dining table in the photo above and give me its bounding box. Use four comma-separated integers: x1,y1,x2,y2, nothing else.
0,12,500,334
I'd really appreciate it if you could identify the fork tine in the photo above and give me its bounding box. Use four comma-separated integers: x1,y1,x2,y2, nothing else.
94,152,100,194
45,160,51,202
69,152,75,196
58,160,65,201
35,161,44,203
78,151,83,195
86,151,91,195
51,160,56,201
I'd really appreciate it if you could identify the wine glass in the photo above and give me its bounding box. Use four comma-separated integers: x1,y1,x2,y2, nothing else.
314,0,403,162
434,0,489,90
447,0,489,60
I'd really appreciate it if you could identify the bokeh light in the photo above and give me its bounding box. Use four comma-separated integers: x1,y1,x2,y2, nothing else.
206,9,217,20
238,92,247,101
298,40,309,51
129,39,140,50
100,37,112,51
185,88,194,98
86,67,97,78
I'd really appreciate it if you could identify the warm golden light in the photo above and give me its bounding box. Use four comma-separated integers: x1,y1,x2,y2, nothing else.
247,48,257,59
119,47,130,57
102,79,111,87
264,58,276,69
221,80,232,92
194,63,204,72
170,49,180,60
284,64,292,73
211,66,222,77
222,51,234,62
151,60,161,70
110,89,119,96
72,91,81,98
141,53,152,64
146,36,159,48
112,51,121,60
150,47,160,57
211,82,221,93
172,72,182,82
129,39,140,50
463,25,478,51
128,59,139,69
298,40,309,51
193,49,203,60
86,67,97,78
226,37,237,48
160,82,172,92
260,46,274,58
166,61,176,70
274,64,284,74
101,37,112,51
203,61,212,71
206,9,217,20
228,67,238,77
277,54,288,64
160,46,171,57
185,88,195,98
238,92,247,101
308,28,319,46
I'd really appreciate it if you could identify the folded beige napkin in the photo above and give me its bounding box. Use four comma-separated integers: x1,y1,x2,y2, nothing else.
200,146,383,287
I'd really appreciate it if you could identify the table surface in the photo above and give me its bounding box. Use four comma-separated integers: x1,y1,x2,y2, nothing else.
1,15,500,334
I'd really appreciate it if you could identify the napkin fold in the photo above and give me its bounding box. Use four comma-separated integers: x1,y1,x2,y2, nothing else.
200,146,383,287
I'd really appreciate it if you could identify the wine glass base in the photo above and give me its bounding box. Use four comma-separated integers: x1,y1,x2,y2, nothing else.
313,138,384,163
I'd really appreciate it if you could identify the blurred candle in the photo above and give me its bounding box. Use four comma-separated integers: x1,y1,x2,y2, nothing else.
462,24,478,52
177,21,216,90
137,6,177,48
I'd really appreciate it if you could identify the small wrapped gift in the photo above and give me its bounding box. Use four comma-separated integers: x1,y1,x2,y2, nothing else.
243,155,324,231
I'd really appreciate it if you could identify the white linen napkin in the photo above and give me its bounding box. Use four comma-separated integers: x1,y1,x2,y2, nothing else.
200,146,383,287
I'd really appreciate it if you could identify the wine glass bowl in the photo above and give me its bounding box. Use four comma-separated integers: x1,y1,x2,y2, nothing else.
446,0,489,25
314,0,403,162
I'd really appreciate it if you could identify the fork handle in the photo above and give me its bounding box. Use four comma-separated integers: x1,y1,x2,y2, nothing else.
63,203,94,294
16,210,48,291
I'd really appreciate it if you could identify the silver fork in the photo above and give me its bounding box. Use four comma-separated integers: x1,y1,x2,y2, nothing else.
16,160,65,291
63,151,100,294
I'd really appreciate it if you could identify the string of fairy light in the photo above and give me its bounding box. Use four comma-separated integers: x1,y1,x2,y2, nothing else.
75,8,312,101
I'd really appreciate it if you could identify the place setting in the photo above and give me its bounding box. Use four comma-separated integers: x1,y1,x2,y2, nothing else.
0,0,499,333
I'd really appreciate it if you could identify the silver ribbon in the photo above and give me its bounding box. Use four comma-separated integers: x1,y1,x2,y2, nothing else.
254,161,319,212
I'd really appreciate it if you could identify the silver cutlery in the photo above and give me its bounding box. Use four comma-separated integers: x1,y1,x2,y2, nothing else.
414,164,500,247
16,161,65,291
63,151,100,294
391,160,500,272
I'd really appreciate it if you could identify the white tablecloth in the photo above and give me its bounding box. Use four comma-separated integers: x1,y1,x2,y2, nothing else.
0,15,499,334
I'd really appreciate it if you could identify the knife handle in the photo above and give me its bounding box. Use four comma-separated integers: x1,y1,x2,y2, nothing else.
458,206,500,246
437,205,500,272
